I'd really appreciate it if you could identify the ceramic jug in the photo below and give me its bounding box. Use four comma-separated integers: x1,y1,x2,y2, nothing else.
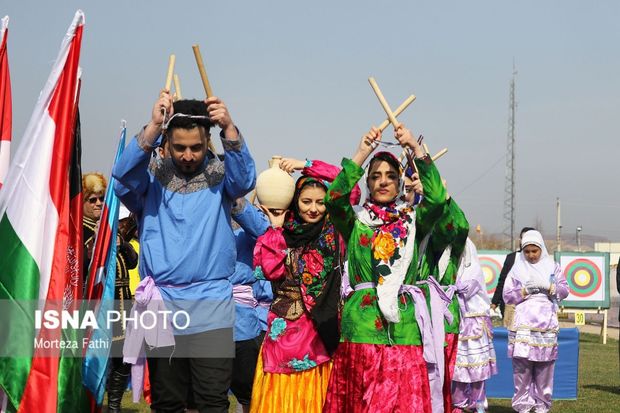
255,156,295,209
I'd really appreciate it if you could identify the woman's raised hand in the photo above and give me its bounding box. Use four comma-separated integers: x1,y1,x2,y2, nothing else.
279,158,306,174
394,124,424,159
352,126,381,166
259,205,287,228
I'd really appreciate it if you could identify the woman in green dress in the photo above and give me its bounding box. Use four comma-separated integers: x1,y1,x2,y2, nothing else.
322,124,449,413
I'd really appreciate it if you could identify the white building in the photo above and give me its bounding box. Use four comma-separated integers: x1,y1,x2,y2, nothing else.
595,242,619,327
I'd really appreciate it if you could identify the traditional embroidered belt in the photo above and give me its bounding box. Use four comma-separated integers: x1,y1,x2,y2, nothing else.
352,281,438,365
233,284,258,308
123,276,175,403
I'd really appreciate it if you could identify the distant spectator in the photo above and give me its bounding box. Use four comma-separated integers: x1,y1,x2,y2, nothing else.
491,226,535,327
503,230,569,413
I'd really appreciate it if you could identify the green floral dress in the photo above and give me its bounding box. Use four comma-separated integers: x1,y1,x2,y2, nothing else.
431,198,470,335
325,157,448,345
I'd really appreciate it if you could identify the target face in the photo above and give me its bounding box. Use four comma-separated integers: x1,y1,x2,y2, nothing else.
479,256,503,294
564,258,602,298
556,252,610,309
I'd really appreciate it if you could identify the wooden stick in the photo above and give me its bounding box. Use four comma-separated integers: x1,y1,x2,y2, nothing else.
404,150,418,177
165,54,176,92
173,74,182,100
398,150,406,162
423,143,430,155
207,138,218,155
432,148,448,162
368,77,418,175
249,190,257,205
192,44,214,97
368,77,399,128
190,46,218,153
377,95,416,132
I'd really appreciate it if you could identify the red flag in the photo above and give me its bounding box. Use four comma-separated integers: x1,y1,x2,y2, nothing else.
64,86,84,307
0,16,12,188
15,11,85,413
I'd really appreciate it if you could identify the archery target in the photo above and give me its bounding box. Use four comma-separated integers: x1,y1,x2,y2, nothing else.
477,253,508,297
563,258,602,298
557,253,609,308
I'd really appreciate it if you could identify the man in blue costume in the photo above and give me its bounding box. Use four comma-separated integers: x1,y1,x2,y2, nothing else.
229,198,269,412
113,90,256,413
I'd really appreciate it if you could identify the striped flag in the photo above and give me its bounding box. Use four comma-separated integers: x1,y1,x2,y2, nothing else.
0,15,12,188
56,105,88,413
0,10,86,413
82,126,126,406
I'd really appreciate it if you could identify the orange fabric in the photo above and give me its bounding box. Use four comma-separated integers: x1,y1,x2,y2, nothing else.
250,348,332,413
143,361,151,405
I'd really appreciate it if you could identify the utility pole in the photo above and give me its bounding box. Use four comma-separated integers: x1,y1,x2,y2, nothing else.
556,198,562,252
576,226,582,252
503,65,517,250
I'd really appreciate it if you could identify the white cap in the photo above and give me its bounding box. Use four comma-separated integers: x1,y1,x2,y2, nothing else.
118,204,131,220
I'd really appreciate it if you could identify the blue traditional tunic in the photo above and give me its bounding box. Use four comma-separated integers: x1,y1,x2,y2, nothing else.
253,281,273,332
113,130,256,334
231,199,269,341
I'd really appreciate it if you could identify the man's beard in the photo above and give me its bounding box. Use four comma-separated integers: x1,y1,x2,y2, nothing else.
171,156,203,178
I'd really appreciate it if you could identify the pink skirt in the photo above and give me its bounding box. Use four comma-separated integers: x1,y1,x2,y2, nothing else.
443,332,459,411
323,342,431,413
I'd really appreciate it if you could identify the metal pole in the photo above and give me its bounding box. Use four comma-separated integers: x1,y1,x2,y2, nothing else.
556,198,562,252
503,65,517,250
576,226,582,252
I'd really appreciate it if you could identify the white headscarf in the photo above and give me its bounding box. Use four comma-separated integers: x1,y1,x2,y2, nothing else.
455,238,490,312
510,230,556,286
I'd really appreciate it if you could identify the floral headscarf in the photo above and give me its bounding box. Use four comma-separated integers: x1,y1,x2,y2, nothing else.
281,176,342,354
357,151,417,323
282,176,338,309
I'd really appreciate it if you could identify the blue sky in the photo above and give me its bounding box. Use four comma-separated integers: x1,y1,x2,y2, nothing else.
4,1,619,240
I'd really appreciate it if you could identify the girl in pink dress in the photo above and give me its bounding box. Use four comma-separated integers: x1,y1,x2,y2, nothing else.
503,230,569,413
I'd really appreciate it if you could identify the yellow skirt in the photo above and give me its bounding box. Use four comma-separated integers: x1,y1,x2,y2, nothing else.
249,349,333,413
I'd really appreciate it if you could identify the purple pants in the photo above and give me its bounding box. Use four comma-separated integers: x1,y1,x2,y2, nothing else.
511,358,555,413
451,381,486,411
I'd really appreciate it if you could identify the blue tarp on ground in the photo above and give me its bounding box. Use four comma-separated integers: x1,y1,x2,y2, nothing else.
486,327,579,399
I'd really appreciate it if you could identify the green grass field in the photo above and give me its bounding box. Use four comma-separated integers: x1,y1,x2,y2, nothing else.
488,333,619,413
116,333,619,413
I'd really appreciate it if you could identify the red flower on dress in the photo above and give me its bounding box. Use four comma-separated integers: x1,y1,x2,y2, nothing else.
303,250,324,275
374,316,384,331
359,233,371,247
360,293,375,308
354,273,362,283
330,189,343,200
446,222,454,232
